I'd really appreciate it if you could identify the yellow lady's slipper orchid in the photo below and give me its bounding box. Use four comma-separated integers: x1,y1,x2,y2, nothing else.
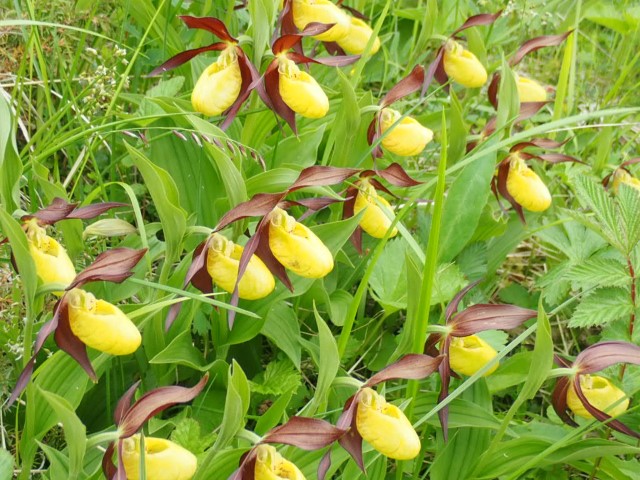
443,40,488,88
612,169,640,194
516,75,547,103
192,46,242,116
268,207,333,278
206,233,275,299
448,335,499,377
567,374,629,419
25,219,76,290
356,388,420,460
254,444,306,480
353,181,398,238
506,155,552,212
292,0,351,42
379,108,433,156
278,57,329,118
122,435,197,480
336,17,380,55
67,288,141,355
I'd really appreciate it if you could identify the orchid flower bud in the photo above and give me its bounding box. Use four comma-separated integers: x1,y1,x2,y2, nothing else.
612,168,640,194
192,46,242,116
506,154,552,212
67,288,141,355
516,74,547,103
336,17,380,55
448,335,499,377
567,375,630,420
379,108,433,157
292,0,351,42
443,40,488,88
268,207,333,278
25,219,76,291
122,435,197,480
278,57,329,119
355,388,421,460
254,444,306,480
353,180,398,239
206,233,275,300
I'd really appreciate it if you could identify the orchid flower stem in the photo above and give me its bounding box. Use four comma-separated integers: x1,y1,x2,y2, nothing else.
425,325,451,335
86,431,121,450
237,429,262,445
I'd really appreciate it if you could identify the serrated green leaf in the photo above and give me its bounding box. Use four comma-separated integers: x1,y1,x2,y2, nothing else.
0,448,14,480
617,183,640,252
250,359,301,396
569,287,633,328
565,258,630,290
170,418,215,455
145,76,185,98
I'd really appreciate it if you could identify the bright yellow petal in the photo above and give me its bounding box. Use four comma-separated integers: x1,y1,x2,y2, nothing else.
292,0,351,42
356,388,421,460
506,156,552,212
122,436,198,480
254,445,306,480
567,375,630,419
379,108,433,156
206,234,275,300
443,40,488,88
612,168,640,194
448,335,499,377
516,75,547,103
67,289,141,355
353,181,398,239
27,235,76,292
336,17,380,55
191,47,242,116
268,208,333,278
278,59,329,119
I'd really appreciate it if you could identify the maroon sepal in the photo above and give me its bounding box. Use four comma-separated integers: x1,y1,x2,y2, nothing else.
342,186,362,253
537,153,584,164
551,376,578,427
68,248,147,290
23,198,126,225
495,159,526,223
444,280,481,322
263,416,346,450
553,354,573,368
364,354,444,387
574,341,640,374
510,138,566,152
101,442,117,480
118,374,209,437
374,163,422,187
215,193,285,232
424,47,446,94
254,219,293,293
263,60,298,133
179,15,237,41
381,65,425,107
451,11,503,37
228,450,257,480
336,394,365,474
54,300,96,381
220,49,261,130
449,304,537,336
147,43,227,77
571,375,640,438
317,449,333,480
6,302,63,407
509,31,573,67
273,23,336,54
114,380,141,425
366,113,383,159
289,165,359,191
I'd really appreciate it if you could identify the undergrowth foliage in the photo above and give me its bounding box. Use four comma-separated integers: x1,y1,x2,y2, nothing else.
1,1,640,479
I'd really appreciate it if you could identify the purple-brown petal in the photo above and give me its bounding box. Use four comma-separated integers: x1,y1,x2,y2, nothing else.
509,31,573,67
101,442,117,480
364,354,444,387
114,380,141,425
68,247,147,289
288,165,359,192
26,197,78,225
551,376,578,427
147,43,228,77
54,301,97,381
452,10,503,36
215,192,285,232
450,304,537,336
381,65,425,107
574,341,640,374
66,202,128,220
179,15,238,42
375,163,422,187
444,280,481,323
118,375,209,438
263,416,346,450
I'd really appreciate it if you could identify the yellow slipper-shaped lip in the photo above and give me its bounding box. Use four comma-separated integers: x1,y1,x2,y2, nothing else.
448,334,499,377
567,374,629,419
336,17,380,55
25,220,76,291
356,387,421,460
268,207,334,279
506,155,552,212
254,444,306,480
122,435,198,480
292,0,351,42
379,108,433,156
353,181,398,239
278,57,329,119
443,40,488,88
191,46,242,117
516,75,547,103
67,288,141,355
206,233,275,300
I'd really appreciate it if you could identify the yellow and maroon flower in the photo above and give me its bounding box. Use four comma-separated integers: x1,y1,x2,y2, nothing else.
552,342,640,438
492,138,582,222
254,445,305,480
149,16,260,129
442,39,487,88
102,376,208,480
